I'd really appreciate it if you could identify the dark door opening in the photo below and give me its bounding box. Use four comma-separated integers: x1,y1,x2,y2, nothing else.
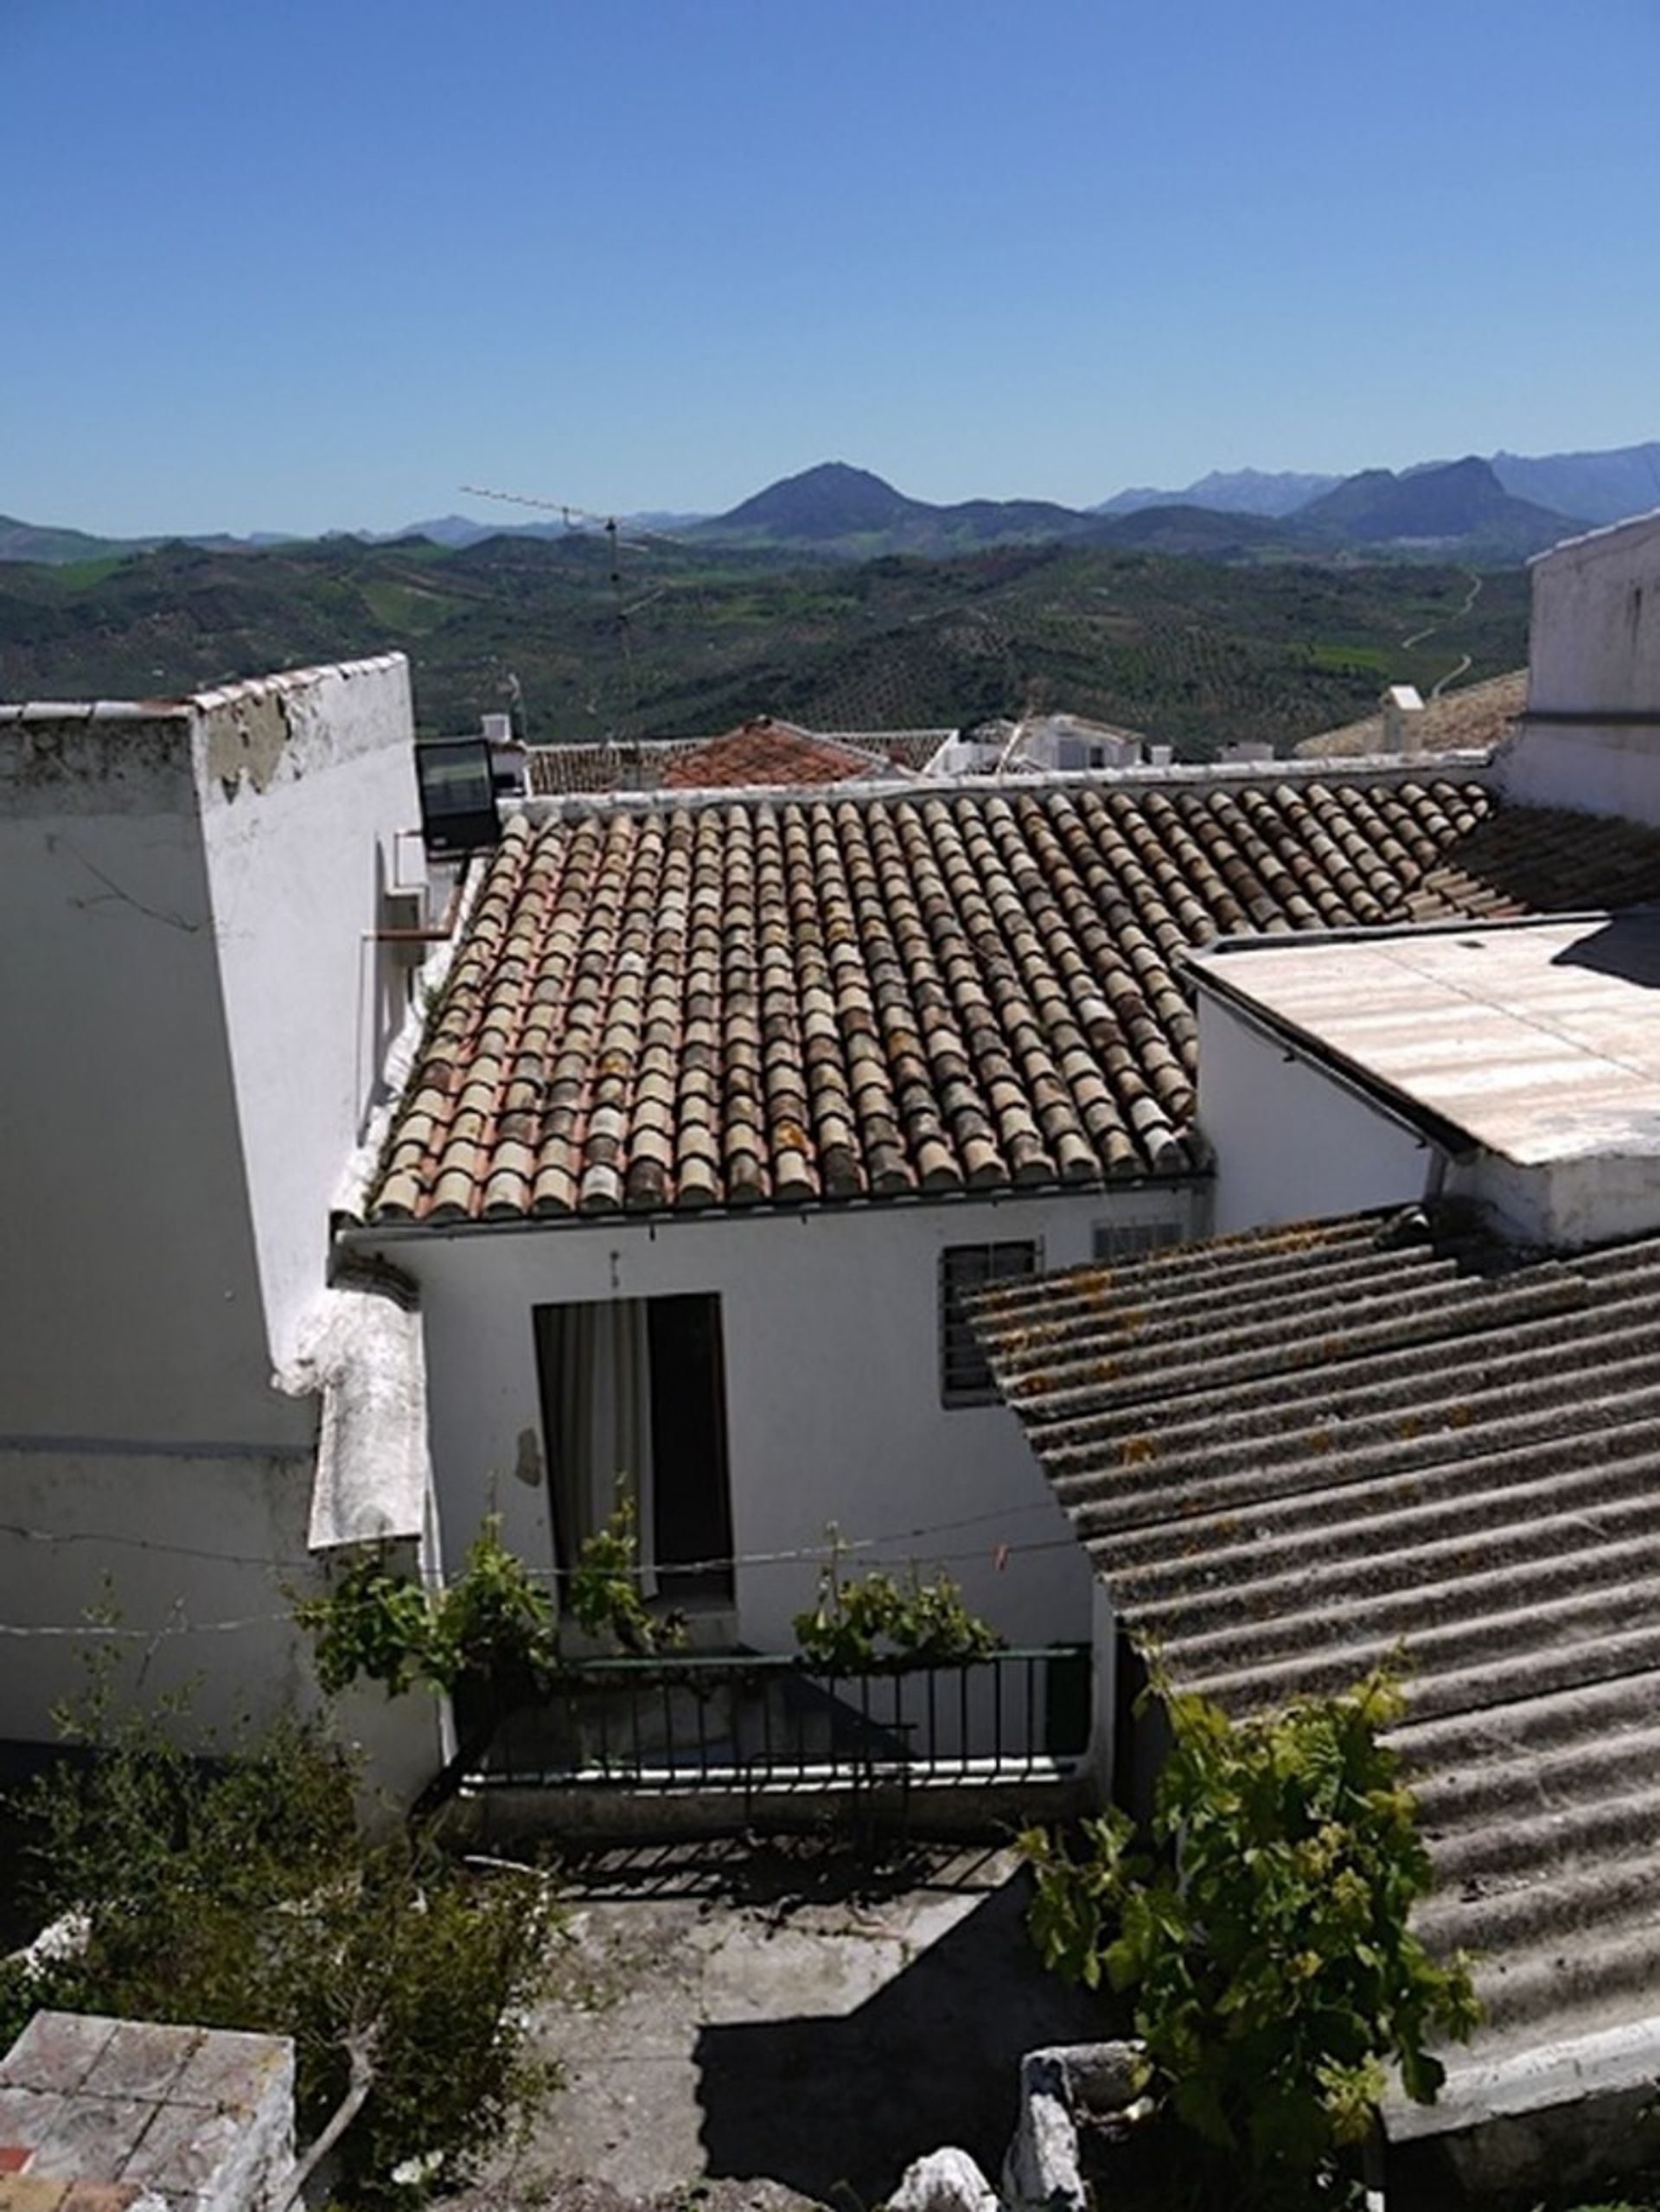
534,1292,735,1607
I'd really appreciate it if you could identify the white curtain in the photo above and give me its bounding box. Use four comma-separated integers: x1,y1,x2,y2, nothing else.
551,1299,657,1595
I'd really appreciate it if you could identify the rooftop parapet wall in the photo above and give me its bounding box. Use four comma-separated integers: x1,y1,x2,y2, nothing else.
0,2011,294,2212
1524,509,1660,717
188,656,422,1371
0,704,200,819
1497,511,1660,825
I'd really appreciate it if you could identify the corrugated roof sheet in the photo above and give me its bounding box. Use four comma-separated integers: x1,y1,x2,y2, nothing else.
364,777,1660,1224
968,1207,1660,2051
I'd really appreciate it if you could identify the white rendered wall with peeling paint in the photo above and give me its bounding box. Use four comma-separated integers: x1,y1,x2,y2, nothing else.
194,656,424,1371
0,662,437,1761
336,1182,1204,1659
1498,510,1660,826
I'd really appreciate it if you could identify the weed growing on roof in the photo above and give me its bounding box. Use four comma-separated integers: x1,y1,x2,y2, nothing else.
0,1658,559,2205
1021,1668,1478,2211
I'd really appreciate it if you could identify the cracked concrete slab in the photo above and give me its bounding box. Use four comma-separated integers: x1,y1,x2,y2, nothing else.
480,1839,1108,2212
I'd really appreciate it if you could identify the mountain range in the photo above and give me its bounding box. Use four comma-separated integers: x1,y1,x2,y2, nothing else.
673,456,1581,562
6,438,1658,569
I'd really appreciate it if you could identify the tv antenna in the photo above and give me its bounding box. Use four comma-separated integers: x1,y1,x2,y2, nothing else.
462,483,661,743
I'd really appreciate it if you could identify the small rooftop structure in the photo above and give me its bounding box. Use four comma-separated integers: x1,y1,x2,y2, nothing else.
1189,909,1660,1248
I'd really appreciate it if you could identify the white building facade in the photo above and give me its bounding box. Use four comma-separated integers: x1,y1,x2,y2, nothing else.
0,657,432,1748
336,1180,1203,1659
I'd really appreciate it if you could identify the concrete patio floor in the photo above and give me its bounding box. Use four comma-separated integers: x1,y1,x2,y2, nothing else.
477,1835,1109,2212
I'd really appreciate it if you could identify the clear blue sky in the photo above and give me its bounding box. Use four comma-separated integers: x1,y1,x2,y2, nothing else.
5,0,1658,537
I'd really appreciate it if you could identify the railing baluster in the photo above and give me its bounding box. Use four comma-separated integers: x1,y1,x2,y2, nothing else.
486,1647,1087,1803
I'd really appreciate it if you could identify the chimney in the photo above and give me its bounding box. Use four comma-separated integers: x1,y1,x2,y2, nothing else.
1382,685,1425,754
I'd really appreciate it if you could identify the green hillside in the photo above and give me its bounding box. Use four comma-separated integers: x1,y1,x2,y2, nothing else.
0,533,1529,759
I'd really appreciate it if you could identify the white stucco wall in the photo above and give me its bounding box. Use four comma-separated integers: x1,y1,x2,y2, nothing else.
0,1442,316,1741
0,708,297,1442
342,1184,1206,1656
195,657,424,1371
1525,512,1660,714
1447,1146,1660,1256
1497,510,1660,825
1196,994,1436,1234
0,662,431,1755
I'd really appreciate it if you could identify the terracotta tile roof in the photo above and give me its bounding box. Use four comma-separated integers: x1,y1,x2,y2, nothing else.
524,720,936,797
967,1210,1660,2055
527,740,702,796
815,727,955,770
661,721,886,788
366,777,1660,1224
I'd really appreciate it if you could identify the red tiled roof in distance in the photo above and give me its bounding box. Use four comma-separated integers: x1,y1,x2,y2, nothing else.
367,777,1660,1226
661,719,887,789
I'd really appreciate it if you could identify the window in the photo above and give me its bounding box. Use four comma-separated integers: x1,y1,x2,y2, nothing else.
940,1241,1040,1405
1092,1219,1183,1264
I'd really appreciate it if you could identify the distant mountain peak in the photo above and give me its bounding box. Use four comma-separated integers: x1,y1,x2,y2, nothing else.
714,462,916,538
1295,455,1574,552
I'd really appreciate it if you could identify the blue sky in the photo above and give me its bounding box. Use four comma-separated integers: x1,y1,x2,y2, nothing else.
5,0,1658,537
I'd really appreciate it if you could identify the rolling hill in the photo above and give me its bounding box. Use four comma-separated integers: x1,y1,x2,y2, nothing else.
0,529,1529,760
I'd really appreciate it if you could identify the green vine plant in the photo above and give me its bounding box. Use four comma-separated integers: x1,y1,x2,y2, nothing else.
1020,1668,1479,2210
297,1501,685,1818
792,1524,1003,1669
297,1500,682,1707
565,1495,670,1654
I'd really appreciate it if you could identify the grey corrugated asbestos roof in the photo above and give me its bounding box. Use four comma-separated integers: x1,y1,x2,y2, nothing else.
967,1206,1660,2056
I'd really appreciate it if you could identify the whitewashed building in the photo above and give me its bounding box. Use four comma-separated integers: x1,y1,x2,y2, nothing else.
0,655,435,1762
335,742,1659,1663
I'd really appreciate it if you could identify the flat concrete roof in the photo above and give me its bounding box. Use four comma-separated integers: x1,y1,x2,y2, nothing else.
1191,910,1660,1168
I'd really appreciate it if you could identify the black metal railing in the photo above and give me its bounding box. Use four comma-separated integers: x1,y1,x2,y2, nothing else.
467,1645,1090,1797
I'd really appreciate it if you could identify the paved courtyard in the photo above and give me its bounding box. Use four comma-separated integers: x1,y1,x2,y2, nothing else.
480,1835,1109,2212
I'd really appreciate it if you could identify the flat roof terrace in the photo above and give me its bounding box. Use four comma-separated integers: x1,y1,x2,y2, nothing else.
1191,909,1660,1188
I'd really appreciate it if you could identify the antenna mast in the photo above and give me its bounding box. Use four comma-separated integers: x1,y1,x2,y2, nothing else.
462,483,651,744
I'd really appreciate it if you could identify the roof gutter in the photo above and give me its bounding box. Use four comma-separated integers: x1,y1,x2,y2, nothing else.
335,1165,1212,1250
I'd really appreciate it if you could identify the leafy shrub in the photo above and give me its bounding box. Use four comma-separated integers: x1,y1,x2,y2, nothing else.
792,1532,1002,1668
1022,1669,1478,2208
0,1687,557,2204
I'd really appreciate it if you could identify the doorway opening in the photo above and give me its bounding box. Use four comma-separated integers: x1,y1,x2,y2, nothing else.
533,1292,735,1607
